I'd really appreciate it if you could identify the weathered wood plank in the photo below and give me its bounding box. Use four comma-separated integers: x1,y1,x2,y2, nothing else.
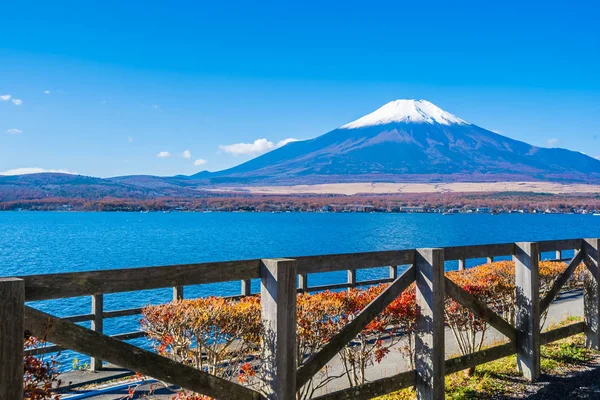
65,313,95,323
540,250,583,313
0,278,24,400
261,259,297,400
538,238,583,253
356,277,395,287
112,331,147,341
446,322,584,376
296,265,416,388
304,278,395,293
25,343,63,357
445,341,516,375
90,294,104,371
294,250,415,274
540,321,585,345
444,243,514,261
305,282,351,292
584,238,600,349
415,248,445,399
445,277,517,342
23,306,261,400
515,242,541,381
21,259,262,301
24,330,148,357
310,370,416,400
103,307,144,319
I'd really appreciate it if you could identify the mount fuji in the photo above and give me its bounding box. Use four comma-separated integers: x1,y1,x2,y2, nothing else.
199,100,600,184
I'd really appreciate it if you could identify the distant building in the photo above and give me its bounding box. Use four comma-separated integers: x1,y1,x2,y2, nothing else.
476,207,491,213
399,206,426,213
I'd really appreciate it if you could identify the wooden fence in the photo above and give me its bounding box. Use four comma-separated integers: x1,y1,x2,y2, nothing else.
1,238,599,399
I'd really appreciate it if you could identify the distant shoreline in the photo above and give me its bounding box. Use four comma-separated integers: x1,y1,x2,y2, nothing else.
2,187,599,214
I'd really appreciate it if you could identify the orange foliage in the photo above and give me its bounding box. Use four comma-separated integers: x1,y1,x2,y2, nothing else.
445,259,582,375
141,259,581,397
23,337,61,400
141,296,262,381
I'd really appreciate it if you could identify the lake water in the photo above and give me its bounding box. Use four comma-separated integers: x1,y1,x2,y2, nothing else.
2,211,599,369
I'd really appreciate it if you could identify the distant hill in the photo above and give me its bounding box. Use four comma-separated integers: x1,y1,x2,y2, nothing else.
0,173,198,202
198,100,600,184
2,99,600,203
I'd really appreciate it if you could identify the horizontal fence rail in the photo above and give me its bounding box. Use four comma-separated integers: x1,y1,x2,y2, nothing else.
2,237,598,400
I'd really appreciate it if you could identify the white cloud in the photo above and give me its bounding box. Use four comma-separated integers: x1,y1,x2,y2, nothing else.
0,94,11,101
219,137,299,156
156,151,171,158
152,104,159,109
491,129,501,134
0,167,77,176
12,98,23,106
595,156,600,161
182,150,191,159
44,90,51,95
194,159,208,166
128,136,134,143
546,138,559,147
5,128,23,135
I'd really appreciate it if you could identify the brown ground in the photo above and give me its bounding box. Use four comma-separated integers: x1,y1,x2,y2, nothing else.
208,181,600,195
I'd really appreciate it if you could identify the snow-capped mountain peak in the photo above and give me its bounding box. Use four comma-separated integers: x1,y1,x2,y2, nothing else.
340,99,469,129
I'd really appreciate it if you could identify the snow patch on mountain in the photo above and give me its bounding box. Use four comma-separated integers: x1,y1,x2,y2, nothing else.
341,99,469,129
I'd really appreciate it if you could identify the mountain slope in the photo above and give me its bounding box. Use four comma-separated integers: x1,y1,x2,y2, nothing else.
202,100,600,184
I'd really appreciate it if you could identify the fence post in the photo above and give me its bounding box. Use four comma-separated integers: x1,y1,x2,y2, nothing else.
261,259,297,400
458,258,466,271
389,265,398,280
486,256,493,263
583,238,600,349
347,269,357,289
298,274,308,292
173,286,184,301
241,279,251,296
0,278,24,400
90,294,104,371
514,242,541,381
555,250,562,260
415,248,445,399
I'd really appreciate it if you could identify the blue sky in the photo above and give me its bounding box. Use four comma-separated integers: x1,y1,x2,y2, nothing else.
1,0,599,177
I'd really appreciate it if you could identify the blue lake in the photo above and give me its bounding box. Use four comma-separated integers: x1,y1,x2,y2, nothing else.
1,211,599,368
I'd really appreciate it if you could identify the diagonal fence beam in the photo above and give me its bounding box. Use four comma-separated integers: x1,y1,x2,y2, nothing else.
296,264,416,388
540,250,583,313
23,306,262,400
584,253,598,277
444,276,517,342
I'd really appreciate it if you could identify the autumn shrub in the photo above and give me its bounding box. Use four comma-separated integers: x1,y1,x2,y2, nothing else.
296,290,347,399
23,337,61,400
295,284,418,396
445,259,581,375
141,296,262,383
337,285,418,387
